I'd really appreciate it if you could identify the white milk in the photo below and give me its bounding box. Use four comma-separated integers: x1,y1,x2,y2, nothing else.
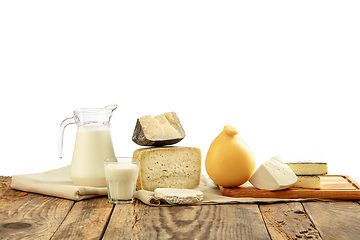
70,128,115,187
105,163,139,200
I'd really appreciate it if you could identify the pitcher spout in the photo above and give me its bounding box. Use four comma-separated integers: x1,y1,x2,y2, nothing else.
103,104,117,112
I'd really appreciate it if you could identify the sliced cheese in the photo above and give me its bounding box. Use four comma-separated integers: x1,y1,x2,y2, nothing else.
133,147,201,191
286,161,327,175
249,156,297,190
292,175,321,189
132,112,185,146
154,188,204,205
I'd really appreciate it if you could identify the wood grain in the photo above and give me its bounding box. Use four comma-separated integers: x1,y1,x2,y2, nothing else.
0,178,74,240
51,197,114,240
303,201,360,240
259,202,322,239
102,200,136,239
130,202,271,240
221,175,360,200
2,176,360,240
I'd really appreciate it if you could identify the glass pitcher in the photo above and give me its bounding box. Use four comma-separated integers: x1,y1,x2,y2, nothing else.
58,104,117,187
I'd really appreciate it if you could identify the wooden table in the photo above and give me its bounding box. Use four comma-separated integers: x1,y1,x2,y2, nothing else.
1,176,360,240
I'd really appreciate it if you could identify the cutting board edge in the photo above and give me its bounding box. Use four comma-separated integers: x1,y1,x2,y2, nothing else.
343,175,360,189
219,175,360,200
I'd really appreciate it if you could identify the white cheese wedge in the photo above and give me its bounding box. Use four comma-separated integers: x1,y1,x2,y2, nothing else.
133,147,201,191
249,156,297,191
292,175,321,189
286,161,327,175
154,188,204,205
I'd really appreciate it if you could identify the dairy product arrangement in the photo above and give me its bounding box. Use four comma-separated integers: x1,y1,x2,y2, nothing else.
130,112,330,194
58,106,333,202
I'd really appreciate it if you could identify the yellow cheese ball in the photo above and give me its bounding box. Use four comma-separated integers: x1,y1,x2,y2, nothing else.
205,125,255,187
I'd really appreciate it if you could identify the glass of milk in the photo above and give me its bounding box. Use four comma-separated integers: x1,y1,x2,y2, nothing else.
104,157,140,204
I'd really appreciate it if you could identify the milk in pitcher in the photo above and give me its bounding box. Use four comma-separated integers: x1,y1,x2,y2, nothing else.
70,127,115,187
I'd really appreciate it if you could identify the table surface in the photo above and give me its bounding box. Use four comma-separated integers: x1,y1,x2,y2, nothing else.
1,176,360,240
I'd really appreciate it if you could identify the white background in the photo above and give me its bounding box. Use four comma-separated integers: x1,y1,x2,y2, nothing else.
1,1,360,184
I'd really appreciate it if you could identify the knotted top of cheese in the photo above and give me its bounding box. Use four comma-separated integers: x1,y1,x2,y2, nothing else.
223,125,239,136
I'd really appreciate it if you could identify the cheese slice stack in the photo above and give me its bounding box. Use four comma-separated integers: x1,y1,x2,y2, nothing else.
249,156,297,191
286,161,327,189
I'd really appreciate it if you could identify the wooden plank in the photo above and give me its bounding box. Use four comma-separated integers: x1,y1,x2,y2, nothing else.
259,202,322,239
51,197,114,240
128,201,271,240
303,201,360,239
221,175,360,200
0,181,74,240
102,200,136,239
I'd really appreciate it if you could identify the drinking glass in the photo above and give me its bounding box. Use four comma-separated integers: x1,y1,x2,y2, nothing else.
104,157,140,204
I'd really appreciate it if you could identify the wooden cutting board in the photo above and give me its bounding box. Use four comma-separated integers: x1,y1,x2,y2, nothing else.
220,175,360,200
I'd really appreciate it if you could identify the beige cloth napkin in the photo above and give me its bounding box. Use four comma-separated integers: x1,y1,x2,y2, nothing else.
11,166,107,201
11,166,319,204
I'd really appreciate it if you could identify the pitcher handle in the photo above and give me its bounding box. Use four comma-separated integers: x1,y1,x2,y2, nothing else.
58,117,75,159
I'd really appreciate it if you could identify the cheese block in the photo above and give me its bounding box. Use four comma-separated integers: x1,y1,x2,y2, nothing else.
132,112,185,146
286,161,328,175
154,188,204,205
292,175,321,189
249,156,297,191
133,147,201,191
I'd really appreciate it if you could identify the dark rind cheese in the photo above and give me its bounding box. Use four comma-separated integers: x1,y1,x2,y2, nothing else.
292,175,321,189
286,161,328,176
132,112,185,146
